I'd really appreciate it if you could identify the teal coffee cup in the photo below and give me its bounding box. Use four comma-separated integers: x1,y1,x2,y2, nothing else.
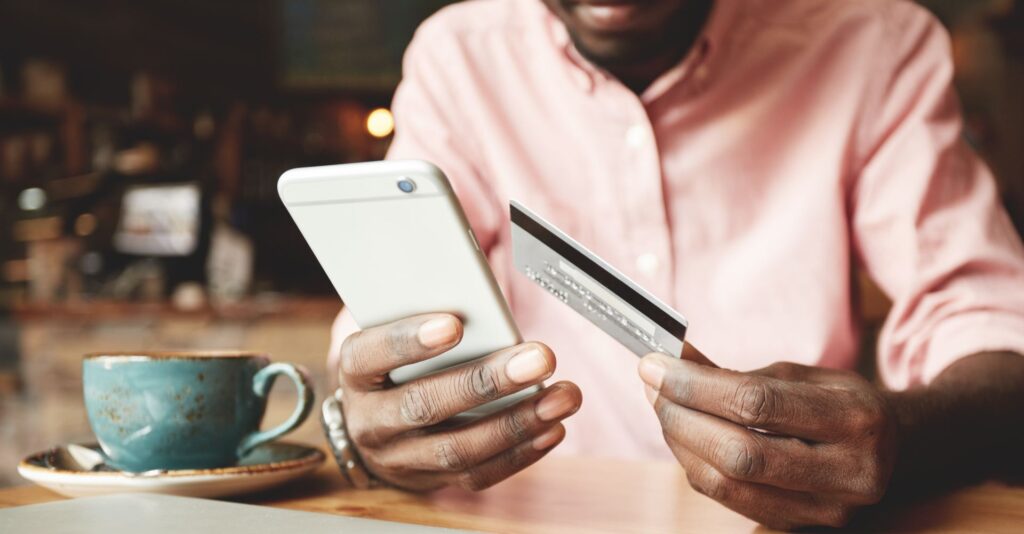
83,351,314,472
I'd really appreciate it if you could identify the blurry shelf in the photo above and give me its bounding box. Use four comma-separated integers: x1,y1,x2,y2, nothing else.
0,97,66,132
10,296,341,322
0,97,87,173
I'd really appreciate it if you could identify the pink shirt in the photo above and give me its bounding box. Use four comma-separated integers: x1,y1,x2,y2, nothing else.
330,0,1024,461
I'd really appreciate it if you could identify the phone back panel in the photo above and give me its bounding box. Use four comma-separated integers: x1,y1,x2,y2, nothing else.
278,161,521,383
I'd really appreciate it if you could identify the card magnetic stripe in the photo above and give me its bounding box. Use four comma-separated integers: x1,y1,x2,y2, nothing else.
509,203,687,340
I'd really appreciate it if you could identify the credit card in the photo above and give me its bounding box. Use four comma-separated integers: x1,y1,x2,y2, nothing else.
510,200,688,359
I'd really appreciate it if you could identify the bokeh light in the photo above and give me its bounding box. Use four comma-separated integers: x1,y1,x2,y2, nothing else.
17,188,47,211
366,108,395,138
75,213,98,236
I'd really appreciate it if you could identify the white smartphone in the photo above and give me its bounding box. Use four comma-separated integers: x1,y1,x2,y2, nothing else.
278,160,536,411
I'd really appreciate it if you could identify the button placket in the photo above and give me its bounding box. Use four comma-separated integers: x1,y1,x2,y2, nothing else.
624,115,673,296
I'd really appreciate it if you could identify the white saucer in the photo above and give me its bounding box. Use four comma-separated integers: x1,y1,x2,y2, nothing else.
18,441,325,499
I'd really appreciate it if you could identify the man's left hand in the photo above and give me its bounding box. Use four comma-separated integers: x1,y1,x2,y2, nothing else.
639,354,898,530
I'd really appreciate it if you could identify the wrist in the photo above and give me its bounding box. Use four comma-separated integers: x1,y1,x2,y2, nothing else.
879,351,1024,498
321,389,377,489
879,388,932,498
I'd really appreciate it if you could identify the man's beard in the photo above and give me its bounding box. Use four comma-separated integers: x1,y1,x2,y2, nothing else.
570,28,684,70
565,1,710,72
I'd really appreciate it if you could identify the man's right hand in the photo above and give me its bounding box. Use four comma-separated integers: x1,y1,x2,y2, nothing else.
337,312,582,491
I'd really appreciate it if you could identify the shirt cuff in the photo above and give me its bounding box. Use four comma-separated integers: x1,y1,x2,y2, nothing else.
923,312,1024,384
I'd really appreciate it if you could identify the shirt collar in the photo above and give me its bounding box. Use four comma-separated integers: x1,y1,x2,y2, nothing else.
531,0,741,101
539,2,600,92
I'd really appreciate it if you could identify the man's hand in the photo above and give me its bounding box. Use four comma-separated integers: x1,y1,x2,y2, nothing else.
639,354,897,530
338,312,582,492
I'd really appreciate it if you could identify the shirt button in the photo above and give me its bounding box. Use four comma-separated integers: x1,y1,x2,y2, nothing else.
625,125,647,148
635,253,660,276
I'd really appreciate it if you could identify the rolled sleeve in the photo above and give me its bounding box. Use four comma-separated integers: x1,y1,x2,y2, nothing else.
924,313,1024,384
851,4,1024,389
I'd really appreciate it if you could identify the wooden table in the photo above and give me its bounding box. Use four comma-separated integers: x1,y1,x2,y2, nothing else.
1,455,1022,533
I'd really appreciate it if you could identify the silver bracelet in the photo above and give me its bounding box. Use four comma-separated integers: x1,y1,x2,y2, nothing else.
320,388,374,489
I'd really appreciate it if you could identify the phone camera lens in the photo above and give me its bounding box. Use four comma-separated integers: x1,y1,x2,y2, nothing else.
397,179,416,193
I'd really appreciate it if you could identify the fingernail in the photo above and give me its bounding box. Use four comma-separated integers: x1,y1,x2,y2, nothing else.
644,384,659,405
535,388,578,421
505,347,551,384
639,356,666,389
532,425,565,450
418,316,458,348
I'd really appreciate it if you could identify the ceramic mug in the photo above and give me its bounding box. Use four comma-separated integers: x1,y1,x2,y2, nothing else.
83,351,314,472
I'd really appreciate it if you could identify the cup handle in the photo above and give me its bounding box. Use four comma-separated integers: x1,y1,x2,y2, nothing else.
237,362,315,458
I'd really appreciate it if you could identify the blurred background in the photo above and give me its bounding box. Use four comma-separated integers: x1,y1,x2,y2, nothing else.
0,0,1021,487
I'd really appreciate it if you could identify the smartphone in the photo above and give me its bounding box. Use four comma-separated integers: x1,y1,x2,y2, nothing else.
278,160,536,411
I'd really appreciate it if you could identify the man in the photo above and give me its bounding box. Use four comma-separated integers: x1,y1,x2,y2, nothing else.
328,0,1024,529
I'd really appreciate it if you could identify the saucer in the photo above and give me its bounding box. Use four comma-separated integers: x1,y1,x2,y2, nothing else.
18,441,325,499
